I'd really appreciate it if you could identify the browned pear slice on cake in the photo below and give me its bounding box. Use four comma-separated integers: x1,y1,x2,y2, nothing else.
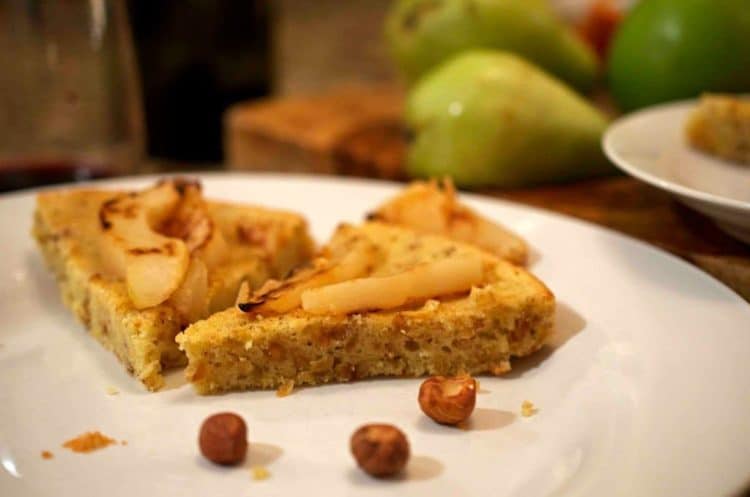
99,181,190,309
369,179,528,265
239,228,379,315
300,254,483,315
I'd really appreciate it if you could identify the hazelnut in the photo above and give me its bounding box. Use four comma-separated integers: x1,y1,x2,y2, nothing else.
418,374,476,425
199,412,248,465
350,424,410,478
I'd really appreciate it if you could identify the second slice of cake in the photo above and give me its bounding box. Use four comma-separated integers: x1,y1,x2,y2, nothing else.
177,222,555,394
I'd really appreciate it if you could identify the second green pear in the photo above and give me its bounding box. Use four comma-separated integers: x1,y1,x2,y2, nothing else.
405,51,611,188
385,0,599,92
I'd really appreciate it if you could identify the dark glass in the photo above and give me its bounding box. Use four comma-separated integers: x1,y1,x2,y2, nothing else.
0,159,113,193
0,0,144,192
127,0,272,163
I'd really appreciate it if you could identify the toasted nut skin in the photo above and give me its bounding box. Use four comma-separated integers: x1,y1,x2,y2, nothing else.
199,412,248,465
350,424,410,478
418,375,477,425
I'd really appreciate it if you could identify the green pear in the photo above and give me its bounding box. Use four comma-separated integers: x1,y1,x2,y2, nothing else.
385,0,599,92
405,51,611,188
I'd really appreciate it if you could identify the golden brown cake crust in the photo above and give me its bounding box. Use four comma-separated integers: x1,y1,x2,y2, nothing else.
33,185,313,390
177,222,554,394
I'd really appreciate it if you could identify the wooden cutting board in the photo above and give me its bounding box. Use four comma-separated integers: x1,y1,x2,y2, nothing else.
225,85,750,302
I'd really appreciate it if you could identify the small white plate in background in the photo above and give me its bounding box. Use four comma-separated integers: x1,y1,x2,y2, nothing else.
604,99,750,243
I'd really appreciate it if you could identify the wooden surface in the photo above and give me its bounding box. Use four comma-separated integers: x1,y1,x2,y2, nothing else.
224,86,405,178
225,86,750,301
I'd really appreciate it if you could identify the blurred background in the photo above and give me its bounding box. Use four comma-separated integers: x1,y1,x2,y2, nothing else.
0,0,747,190
0,0,641,190
1,0,749,300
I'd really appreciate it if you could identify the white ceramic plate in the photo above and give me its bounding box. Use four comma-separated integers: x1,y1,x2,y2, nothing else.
603,99,750,244
2,174,749,497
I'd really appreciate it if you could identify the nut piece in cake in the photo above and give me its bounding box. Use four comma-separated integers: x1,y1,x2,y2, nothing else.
368,179,528,265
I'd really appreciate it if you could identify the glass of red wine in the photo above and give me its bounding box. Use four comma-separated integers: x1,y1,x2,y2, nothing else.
0,0,144,192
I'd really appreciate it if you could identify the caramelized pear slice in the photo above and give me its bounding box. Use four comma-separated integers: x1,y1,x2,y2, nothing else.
100,181,189,309
169,257,209,323
239,235,379,315
159,181,228,269
300,254,483,315
370,179,528,265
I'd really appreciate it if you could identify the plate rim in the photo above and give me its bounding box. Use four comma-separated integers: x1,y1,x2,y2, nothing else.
4,172,750,497
602,98,750,214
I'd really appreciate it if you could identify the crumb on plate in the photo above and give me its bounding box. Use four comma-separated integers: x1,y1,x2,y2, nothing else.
62,431,117,453
521,400,537,417
276,380,295,397
105,386,119,395
41,450,53,460
251,465,270,481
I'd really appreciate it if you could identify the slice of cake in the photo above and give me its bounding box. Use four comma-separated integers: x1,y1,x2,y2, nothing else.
33,178,313,390
686,93,750,165
177,222,554,394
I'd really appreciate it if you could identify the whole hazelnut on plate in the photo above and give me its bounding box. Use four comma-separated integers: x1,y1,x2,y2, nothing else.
199,412,248,465
350,423,410,478
418,374,476,425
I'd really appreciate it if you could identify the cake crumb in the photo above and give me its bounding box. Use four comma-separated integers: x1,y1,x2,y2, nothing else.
521,400,537,417
276,380,295,397
105,386,119,395
121,440,128,446
41,450,54,459
251,465,270,481
62,431,116,453
423,299,440,311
